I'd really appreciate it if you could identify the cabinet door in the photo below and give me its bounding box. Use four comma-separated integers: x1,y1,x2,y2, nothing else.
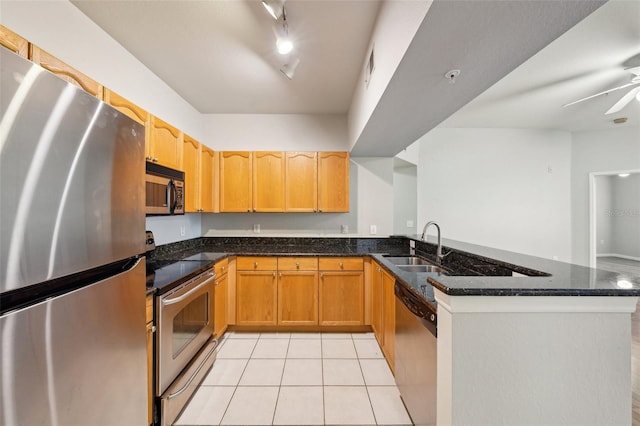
319,271,364,326
371,262,384,343
219,151,252,212
285,152,317,212
200,146,215,212
30,45,103,99
214,273,228,337
182,135,200,213
0,25,29,57
236,271,277,325
253,151,285,212
318,152,349,212
382,270,395,370
149,116,182,170
278,271,319,325
105,89,151,160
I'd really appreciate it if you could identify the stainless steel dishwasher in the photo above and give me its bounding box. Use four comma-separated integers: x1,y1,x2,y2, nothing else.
394,282,437,426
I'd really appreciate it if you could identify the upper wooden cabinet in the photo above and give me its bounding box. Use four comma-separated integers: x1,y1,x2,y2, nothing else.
253,151,285,212
183,135,216,213
318,152,350,212
219,151,252,212
30,45,103,99
285,152,318,212
149,115,182,170
182,135,200,213
104,89,151,158
0,25,29,57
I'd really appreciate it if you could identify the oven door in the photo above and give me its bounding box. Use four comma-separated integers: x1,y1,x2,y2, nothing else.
157,270,215,395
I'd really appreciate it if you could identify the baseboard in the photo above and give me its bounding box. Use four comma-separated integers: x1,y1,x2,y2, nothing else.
597,253,640,262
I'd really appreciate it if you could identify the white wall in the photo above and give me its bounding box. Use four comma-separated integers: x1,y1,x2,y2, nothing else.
0,0,204,140
352,157,394,236
201,114,347,151
417,128,572,261
571,126,640,265
347,0,431,150
595,176,613,255
611,173,640,259
146,214,202,245
393,161,417,235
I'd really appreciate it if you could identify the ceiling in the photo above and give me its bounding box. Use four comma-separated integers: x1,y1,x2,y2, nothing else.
440,0,640,132
71,0,636,156
71,0,381,114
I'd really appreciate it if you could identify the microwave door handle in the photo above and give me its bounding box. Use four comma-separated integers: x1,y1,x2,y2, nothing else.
167,179,177,214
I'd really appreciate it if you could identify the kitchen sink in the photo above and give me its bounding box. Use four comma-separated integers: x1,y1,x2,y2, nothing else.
397,264,448,274
384,256,432,266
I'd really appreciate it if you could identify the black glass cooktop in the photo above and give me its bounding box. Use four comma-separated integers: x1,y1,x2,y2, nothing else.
146,259,212,293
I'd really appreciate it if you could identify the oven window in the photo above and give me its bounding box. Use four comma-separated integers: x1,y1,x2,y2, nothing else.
172,293,209,358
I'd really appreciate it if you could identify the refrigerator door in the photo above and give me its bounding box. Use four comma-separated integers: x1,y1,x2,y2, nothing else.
0,258,147,426
0,47,145,293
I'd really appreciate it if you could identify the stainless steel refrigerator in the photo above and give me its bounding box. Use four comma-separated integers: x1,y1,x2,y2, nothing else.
0,47,147,425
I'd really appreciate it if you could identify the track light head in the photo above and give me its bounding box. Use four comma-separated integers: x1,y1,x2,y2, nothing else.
261,0,284,20
280,57,300,80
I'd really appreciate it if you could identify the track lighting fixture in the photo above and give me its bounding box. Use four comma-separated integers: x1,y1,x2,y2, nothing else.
280,57,300,80
272,5,293,55
261,0,284,20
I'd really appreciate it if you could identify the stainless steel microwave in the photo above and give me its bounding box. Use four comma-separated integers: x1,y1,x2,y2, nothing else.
146,162,184,215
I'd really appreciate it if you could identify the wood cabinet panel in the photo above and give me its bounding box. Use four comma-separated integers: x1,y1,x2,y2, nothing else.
236,271,277,326
253,151,285,212
318,257,363,271
182,135,199,213
319,271,364,326
237,256,278,271
214,272,228,337
149,116,182,170
278,271,319,325
0,25,29,57
285,152,317,212
30,45,103,99
278,257,318,271
219,151,252,212
214,258,229,277
200,146,215,212
382,269,395,370
371,261,384,340
318,152,349,212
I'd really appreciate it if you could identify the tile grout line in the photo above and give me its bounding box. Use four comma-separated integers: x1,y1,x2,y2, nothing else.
217,336,257,426
270,336,291,425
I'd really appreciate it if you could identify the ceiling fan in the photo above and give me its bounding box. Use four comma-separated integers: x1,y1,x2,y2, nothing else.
563,66,640,114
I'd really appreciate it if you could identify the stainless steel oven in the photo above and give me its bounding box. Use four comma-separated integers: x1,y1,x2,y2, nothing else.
156,268,217,426
146,162,184,215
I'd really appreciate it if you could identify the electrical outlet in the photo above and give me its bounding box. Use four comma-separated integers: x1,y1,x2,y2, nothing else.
552,255,558,260
180,224,186,237
253,224,260,233
369,225,377,235
407,220,414,228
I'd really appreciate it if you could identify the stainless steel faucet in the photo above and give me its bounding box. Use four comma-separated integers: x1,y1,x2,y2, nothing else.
421,221,443,264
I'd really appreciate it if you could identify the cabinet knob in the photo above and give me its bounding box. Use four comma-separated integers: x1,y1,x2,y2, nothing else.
221,266,225,271
153,157,159,162
253,208,257,212
296,262,300,269
214,281,219,286
254,261,258,268
339,262,344,268
279,272,282,278
319,209,323,212
146,156,152,161
273,272,276,278
320,272,324,278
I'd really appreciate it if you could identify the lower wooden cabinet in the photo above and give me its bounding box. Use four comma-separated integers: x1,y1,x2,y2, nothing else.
213,262,228,337
278,257,319,325
371,261,384,339
382,269,396,369
319,257,364,326
236,257,278,326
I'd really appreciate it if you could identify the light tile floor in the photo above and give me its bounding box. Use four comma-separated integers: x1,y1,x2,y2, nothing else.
174,331,412,426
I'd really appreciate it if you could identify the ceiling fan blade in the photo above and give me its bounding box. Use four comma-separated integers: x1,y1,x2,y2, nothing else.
605,86,640,115
563,81,638,107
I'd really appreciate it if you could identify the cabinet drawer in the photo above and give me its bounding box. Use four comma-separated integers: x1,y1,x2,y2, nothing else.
145,295,153,324
214,258,229,276
237,256,277,271
319,257,363,271
278,257,318,271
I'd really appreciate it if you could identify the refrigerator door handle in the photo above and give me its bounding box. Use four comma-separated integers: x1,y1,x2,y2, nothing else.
161,275,215,306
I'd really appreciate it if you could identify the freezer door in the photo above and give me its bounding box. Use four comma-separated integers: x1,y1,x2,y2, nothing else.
0,47,145,292
0,258,147,426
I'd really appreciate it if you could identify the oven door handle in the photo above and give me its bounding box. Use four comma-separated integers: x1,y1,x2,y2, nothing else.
162,274,215,306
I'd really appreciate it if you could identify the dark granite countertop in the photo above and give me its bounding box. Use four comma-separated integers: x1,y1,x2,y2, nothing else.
404,235,640,297
146,236,640,304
